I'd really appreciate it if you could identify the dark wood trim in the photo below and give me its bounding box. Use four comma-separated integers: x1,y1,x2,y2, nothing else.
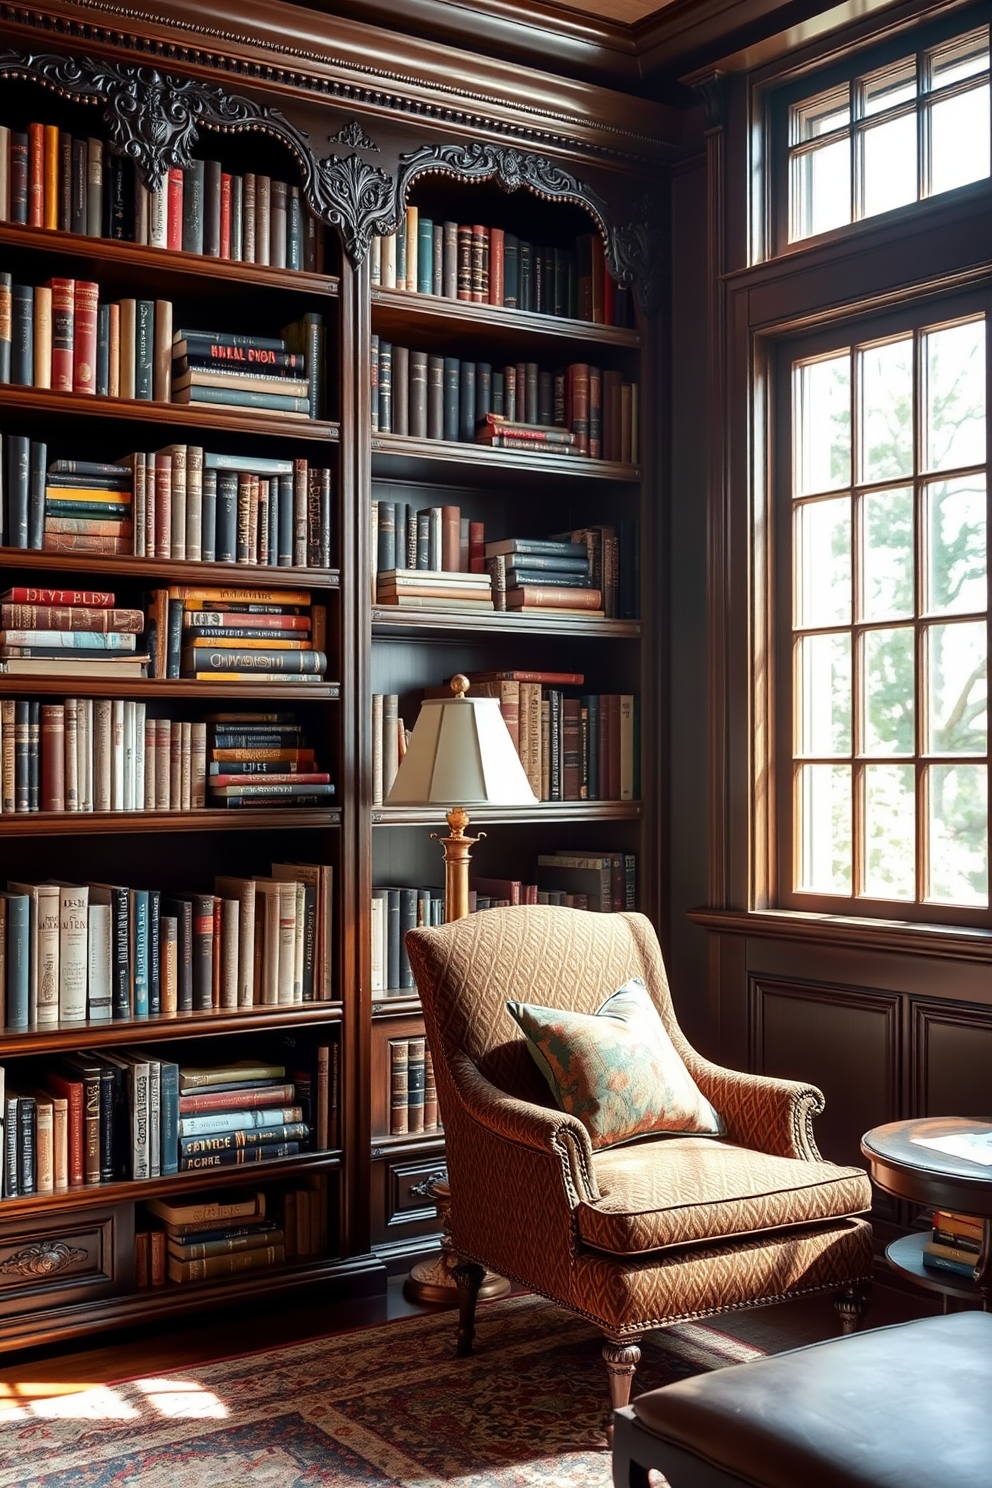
690,907,992,964
0,387,339,442
0,808,341,837
373,802,642,825
0,551,340,588
0,1005,344,1054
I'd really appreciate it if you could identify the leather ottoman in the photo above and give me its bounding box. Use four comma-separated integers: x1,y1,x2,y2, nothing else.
613,1312,992,1488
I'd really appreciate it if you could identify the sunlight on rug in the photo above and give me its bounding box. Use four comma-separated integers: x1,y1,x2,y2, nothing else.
0,1294,763,1488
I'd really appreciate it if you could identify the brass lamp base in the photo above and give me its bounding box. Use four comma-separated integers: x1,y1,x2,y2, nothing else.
404,1179,511,1305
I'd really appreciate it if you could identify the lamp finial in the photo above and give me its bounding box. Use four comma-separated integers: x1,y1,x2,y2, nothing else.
450,674,470,699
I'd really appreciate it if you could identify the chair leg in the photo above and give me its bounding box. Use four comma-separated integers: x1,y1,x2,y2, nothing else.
835,1283,870,1335
454,1261,485,1356
603,1333,642,1411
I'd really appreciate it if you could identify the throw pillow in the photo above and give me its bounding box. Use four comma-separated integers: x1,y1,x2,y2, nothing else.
506,977,722,1149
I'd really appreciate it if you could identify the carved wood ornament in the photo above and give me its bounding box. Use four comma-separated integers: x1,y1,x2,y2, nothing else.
0,1240,88,1277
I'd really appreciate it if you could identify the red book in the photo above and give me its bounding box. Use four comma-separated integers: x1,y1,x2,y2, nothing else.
48,277,75,393
73,280,99,395
28,122,44,227
178,1082,296,1113
41,703,66,811
167,168,183,250
468,521,486,573
471,876,521,905
0,588,115,606
42,533,134,555
220,174,232,259
43,1073,84,1187
441,505,461,572
504,586,603,611
210,772,330,787
488,228,504,307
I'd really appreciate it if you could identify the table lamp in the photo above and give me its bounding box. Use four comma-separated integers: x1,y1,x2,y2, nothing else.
386,673,536,1303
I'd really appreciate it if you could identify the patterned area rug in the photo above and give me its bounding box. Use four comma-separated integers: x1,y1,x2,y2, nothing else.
0,1294,762,1488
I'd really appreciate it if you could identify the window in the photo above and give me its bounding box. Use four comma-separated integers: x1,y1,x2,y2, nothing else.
783,305,989,916
787,25,990,242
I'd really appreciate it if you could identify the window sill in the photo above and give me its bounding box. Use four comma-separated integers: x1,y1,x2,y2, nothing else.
688,907,992,963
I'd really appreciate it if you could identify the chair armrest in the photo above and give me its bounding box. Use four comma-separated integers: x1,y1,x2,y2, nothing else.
450,1052,599,1203
689,1059,826,1161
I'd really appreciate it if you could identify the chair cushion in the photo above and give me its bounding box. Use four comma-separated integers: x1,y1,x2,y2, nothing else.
506,978,722,1150
626,1313,992,1488
579,1136,872,1253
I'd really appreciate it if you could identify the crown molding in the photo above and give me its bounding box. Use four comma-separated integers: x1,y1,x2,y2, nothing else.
13,0,680,161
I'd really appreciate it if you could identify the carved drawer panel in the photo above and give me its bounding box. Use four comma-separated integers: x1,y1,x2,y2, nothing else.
371,1152,445,1250
0,1205,132,1318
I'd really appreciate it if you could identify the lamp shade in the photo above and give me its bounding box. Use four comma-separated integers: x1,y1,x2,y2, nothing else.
385,679,538,806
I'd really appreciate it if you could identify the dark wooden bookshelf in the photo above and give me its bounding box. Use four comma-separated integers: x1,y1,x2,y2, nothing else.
0,549,341,588
0,677,340,698
0,386,340,441
371,608,640,637
370,432,639,483
372,801,642,824
0,1002,344,1053
370,285,640,350
0,807,341,836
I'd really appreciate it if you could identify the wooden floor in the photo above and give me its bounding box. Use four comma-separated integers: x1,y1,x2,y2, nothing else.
0,1270,940,1405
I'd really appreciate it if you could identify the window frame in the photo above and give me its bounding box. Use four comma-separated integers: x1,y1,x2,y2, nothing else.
770,287,992,925
764,5,992,260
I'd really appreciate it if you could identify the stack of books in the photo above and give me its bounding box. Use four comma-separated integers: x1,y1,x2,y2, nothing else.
370,339,639,462
44,459,133,554
282,1174,332,1257
375,568,493,612
923,1210,982,1280
536,850,637,912
143,1187,284,1285
371,208,633,327
145,584,326,682
372,500,486,576
388,1036,439,1135
0,124,324,269
484,536,602,615
207,712,334,808
0,586,147,678
172,327,311,421
0,696,208,814
173,1059,309,1178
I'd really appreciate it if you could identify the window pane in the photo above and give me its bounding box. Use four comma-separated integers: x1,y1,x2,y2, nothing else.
927,763,988,905
924,319,986,473
798,764,852,893
792,85,851,141
860,337,913,481
863,763,916,899
790,138,852,240
926,620,988,754
861,487,914,621
863,627,915,754
928,28,990,90
795,354,852,494
795,498,851,626
861,113,918,217
929,84,991,195
861,57,917,116
924,475,988,616
798,633,851,755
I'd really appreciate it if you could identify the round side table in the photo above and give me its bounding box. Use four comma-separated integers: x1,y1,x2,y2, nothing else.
861,1117,992,1309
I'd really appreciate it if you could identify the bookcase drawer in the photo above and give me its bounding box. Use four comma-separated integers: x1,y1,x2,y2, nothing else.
371,1147,446,1251
0,1205,132,1316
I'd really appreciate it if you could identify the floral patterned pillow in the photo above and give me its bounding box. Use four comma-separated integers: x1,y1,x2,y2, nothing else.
506,977,722,1149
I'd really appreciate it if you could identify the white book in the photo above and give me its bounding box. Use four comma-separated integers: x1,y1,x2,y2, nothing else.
94,698,112,811
369,233,381,286
149,179,168,248
382,694,400,798
36,1087,68,1192
32,1093,54,1195
220,898,239,1009
130,1051,161,1180
370,891,385,992
191,722,206,808
144,716,156,809
123,699,135,811
251,880,287,1005
56,884,89,1022
214,876,255,1007
111,699,125,810
167,444,187,562
186,446,203,563
9,882,60,1026
180,721,192,811
0,1066,4,1199
155,718,171,810
79,699,93,812
65,697,79,811
135,177,150,244
87,900,113,1021
134,702,146,809
272,861,330,1000
382,232,397,289
371,692,383,804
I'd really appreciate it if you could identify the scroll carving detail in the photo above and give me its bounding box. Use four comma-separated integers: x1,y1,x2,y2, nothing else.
0,1241,88,1278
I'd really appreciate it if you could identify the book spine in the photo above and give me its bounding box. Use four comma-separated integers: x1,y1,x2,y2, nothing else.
389,1039,409,1135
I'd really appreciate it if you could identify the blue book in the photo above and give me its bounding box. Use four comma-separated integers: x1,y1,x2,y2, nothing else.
132,889,149,1018
443,358,460,442
148,889,161,1017
201,471,217,564
1,891,30,1028
175,386,310,414
203,452,294,475
179,1105,301,1136
278,472,294,566
417,217,434,293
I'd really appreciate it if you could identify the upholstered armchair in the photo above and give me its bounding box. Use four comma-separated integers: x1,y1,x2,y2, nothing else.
405,906,873,1412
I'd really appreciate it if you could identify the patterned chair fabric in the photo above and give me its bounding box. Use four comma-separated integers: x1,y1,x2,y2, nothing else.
405,907,873,1402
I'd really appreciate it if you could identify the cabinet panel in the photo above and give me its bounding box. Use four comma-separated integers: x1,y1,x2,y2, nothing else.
0,1204,131,1318
750,977,901,1180
913,1002,992,1118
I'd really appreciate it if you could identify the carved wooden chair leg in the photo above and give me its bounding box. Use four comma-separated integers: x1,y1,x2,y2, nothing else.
454,1260,485,1356
835,1283,870,1334
604,1333,642,1406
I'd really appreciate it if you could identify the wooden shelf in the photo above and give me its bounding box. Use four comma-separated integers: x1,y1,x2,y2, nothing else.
372,992,423,1017
0,1149,342,1220
0,548,340,588
0,386,339,442
0,677,340,699
0,807,340,836
0,1001,344,1054
371,607,640,638
0,221,341,298
885,1231,984,1302
371,433,639,484
370,1130,444,1155
373,800,641,824
370,286,639,351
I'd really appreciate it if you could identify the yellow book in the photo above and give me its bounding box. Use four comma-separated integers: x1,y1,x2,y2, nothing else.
45,487,133,503
33,285,52,390
43,124,59,230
